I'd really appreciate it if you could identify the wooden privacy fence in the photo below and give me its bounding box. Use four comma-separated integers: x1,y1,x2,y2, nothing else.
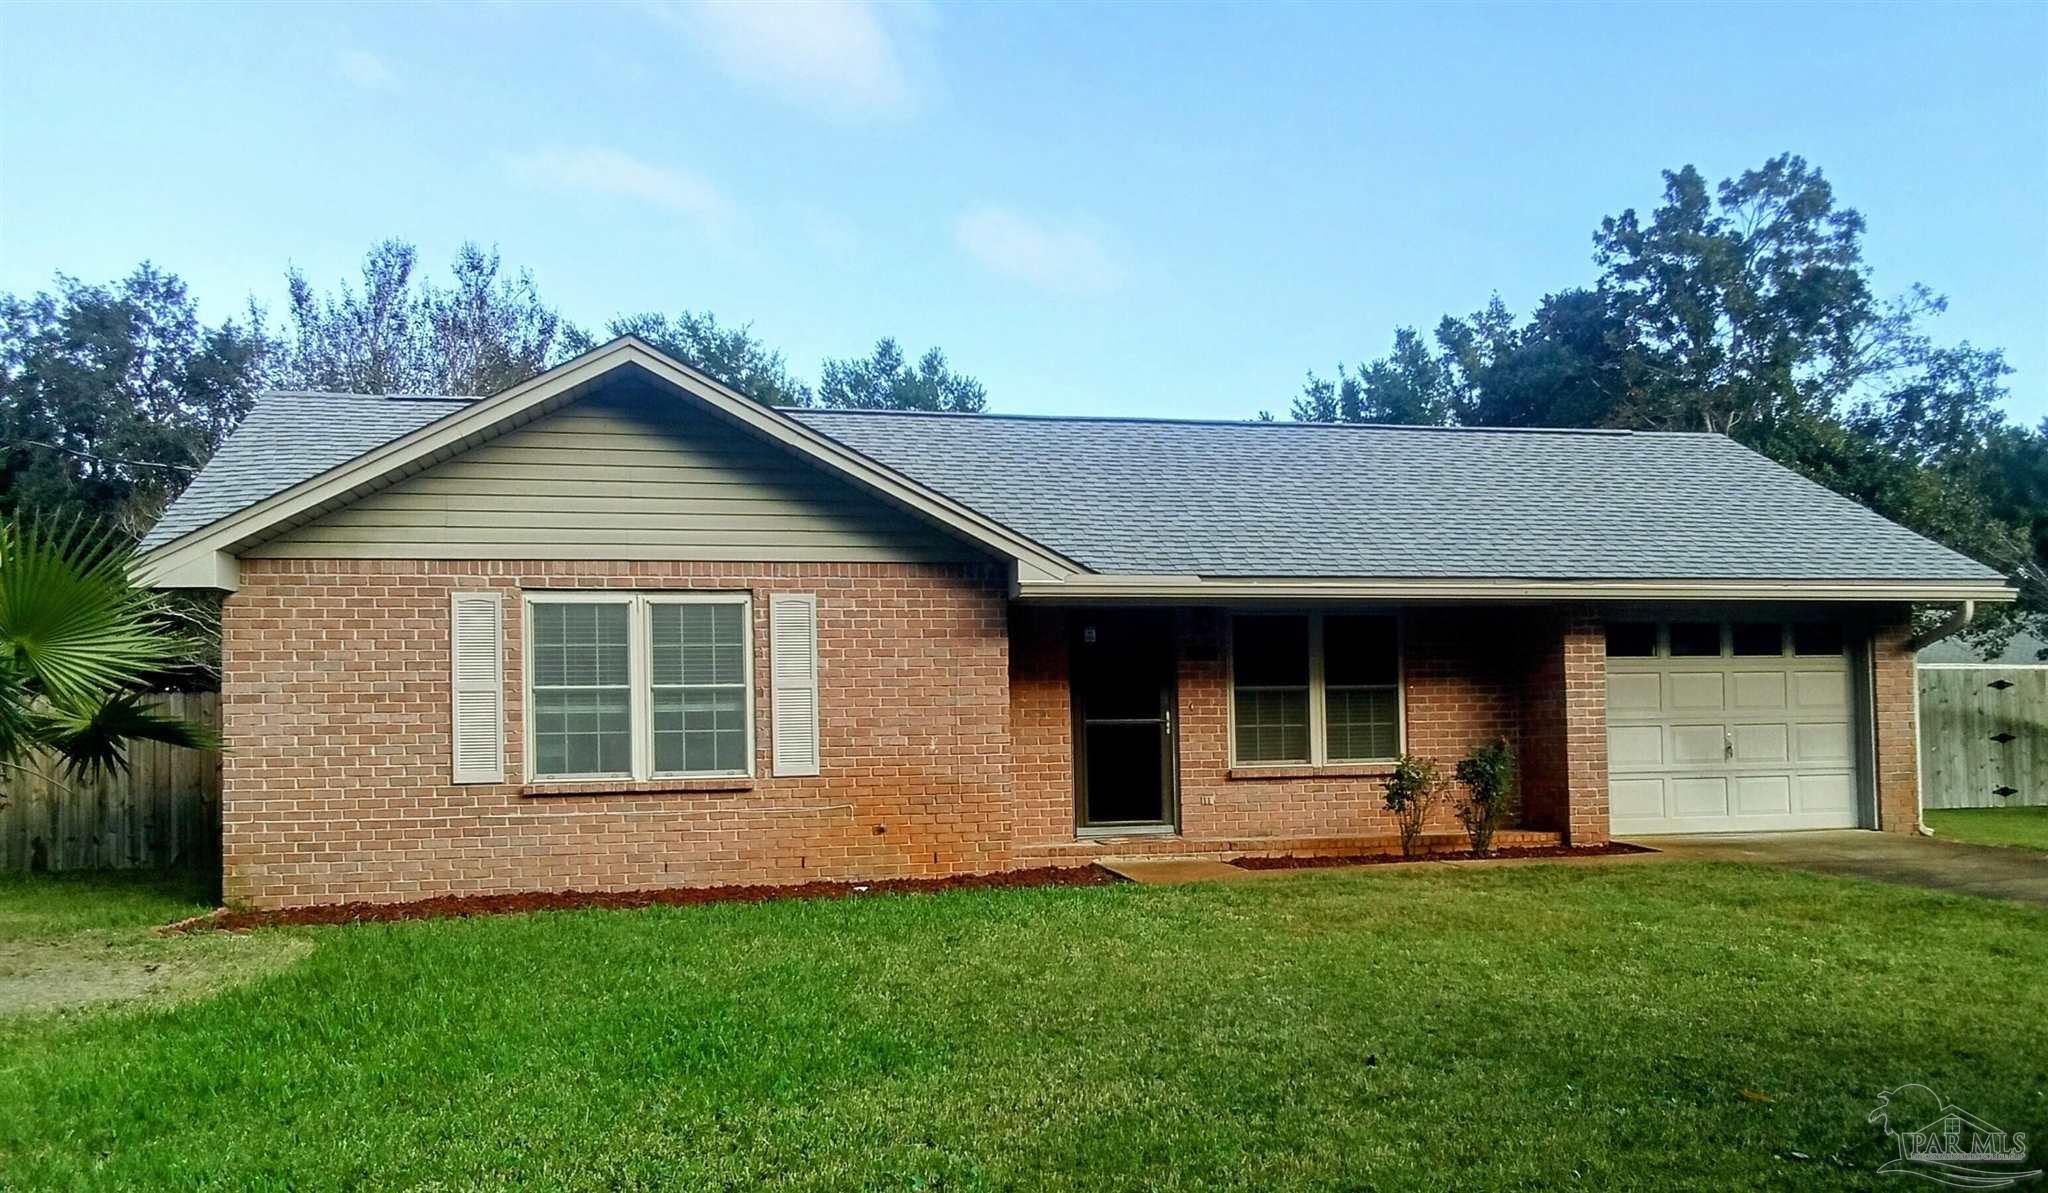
0,692,221,872
1918,667,2048,810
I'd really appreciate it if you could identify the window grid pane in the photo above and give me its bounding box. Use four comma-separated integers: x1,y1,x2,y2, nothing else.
1234,687,1310,764
1323,615,1397,686
531,600,634,778
649,600,750,776
1326,686,1398,761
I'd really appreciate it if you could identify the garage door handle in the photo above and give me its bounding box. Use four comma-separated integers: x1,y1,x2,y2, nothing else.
1724,731,1735,760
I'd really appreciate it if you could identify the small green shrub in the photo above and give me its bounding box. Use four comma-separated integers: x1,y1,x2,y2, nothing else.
1382,754,1442,858
1454,737,1519,855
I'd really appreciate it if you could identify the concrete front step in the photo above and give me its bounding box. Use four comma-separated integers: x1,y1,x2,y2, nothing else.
1023,829,1564,867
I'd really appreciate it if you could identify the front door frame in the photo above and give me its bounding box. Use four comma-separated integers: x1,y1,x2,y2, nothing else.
1070,610,1181,835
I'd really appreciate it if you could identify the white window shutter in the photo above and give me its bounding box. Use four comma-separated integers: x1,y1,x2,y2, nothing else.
449,592,505,784
770,593,820,777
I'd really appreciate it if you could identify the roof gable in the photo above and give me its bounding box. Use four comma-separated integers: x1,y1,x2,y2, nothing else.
137,338,1082,589
248,380,986,564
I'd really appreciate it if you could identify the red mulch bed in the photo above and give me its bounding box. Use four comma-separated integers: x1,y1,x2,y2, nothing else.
164,864,1124,933
1229,841,1655,870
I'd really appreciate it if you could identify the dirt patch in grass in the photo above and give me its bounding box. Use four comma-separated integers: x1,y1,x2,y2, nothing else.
170,864,1126,932
0,932,310,1020
1230,841,1655,870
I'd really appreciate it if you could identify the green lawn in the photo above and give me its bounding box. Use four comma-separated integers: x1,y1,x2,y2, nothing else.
0,867,216,940
1927,806,2048,852
2,863,2044,1190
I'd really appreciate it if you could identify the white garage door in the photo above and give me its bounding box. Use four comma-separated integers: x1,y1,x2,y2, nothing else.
1607,620,1863,835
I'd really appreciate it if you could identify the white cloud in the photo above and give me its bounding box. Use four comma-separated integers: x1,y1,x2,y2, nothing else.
953,205,1124,295
333,49,399,92
641,0,916,120
505,147,738,233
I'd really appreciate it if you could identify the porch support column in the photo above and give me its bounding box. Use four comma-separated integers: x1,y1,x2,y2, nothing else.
1558,612,1610,846
1868,607,1921,834
1517,609,1608,846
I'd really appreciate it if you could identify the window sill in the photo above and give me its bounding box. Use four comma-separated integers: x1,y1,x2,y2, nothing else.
1227,763,1396,781
520,777,756,798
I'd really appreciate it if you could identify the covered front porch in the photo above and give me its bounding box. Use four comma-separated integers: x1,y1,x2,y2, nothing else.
1006,604,1609,866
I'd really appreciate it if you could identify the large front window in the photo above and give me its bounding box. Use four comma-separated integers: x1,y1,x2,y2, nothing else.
527,594,753,781
1231,613,1401,765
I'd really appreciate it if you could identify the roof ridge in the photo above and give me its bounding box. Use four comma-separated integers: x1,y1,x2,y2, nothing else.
251,391,1729,439
792,408,1662,436
259,389,473,402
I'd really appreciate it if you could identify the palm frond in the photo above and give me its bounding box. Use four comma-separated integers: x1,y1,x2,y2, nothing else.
0,515,183,703
0,663,36,765
35,691,221,779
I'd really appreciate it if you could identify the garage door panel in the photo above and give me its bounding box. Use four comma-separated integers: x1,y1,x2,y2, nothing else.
1795,670,1848,708
1734,775,1793,815
1731,671,1788,710
1795,722,1852,764
1611,778,1666,820
1668,673,1726,710
1733,723,1789,763
1796,773,1856,817
1608,672,1663,714
1671,777,1730,818
1609,725,1663,768
1671,724,1727,764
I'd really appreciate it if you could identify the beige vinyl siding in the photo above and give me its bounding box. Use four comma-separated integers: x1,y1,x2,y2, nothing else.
249,384,985,562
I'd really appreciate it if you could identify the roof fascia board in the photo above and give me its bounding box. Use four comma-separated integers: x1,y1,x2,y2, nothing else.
1014,574,2017,604
137,337,1082,587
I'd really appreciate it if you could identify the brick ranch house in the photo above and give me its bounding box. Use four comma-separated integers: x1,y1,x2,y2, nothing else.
139,338,2014,909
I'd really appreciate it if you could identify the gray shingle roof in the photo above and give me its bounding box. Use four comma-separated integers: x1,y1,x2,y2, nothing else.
139,392,470,550
787,410,2003,582
143,389,2003,585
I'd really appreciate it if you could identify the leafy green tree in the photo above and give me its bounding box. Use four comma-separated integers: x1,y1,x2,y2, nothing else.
819,338,987,412
0,517,216,788
1293,328,1454,424
607,310,813,407
277,241,578,396
1286,153,2043,656
0,266,269,538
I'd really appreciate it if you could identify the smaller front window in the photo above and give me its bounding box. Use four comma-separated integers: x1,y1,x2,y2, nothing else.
1229,612,1402,766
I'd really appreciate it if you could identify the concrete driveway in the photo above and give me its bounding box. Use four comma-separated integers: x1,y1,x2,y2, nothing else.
1629,830,2048,907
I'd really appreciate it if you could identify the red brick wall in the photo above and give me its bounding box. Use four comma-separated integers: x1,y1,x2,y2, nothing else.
1869,606,1920,834
220,558,1013,909
1007,606,1073,851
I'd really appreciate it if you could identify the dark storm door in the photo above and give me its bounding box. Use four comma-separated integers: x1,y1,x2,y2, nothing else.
1072,611,1178,830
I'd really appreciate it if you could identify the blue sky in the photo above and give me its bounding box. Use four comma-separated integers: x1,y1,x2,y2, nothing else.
3,1,2043,422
